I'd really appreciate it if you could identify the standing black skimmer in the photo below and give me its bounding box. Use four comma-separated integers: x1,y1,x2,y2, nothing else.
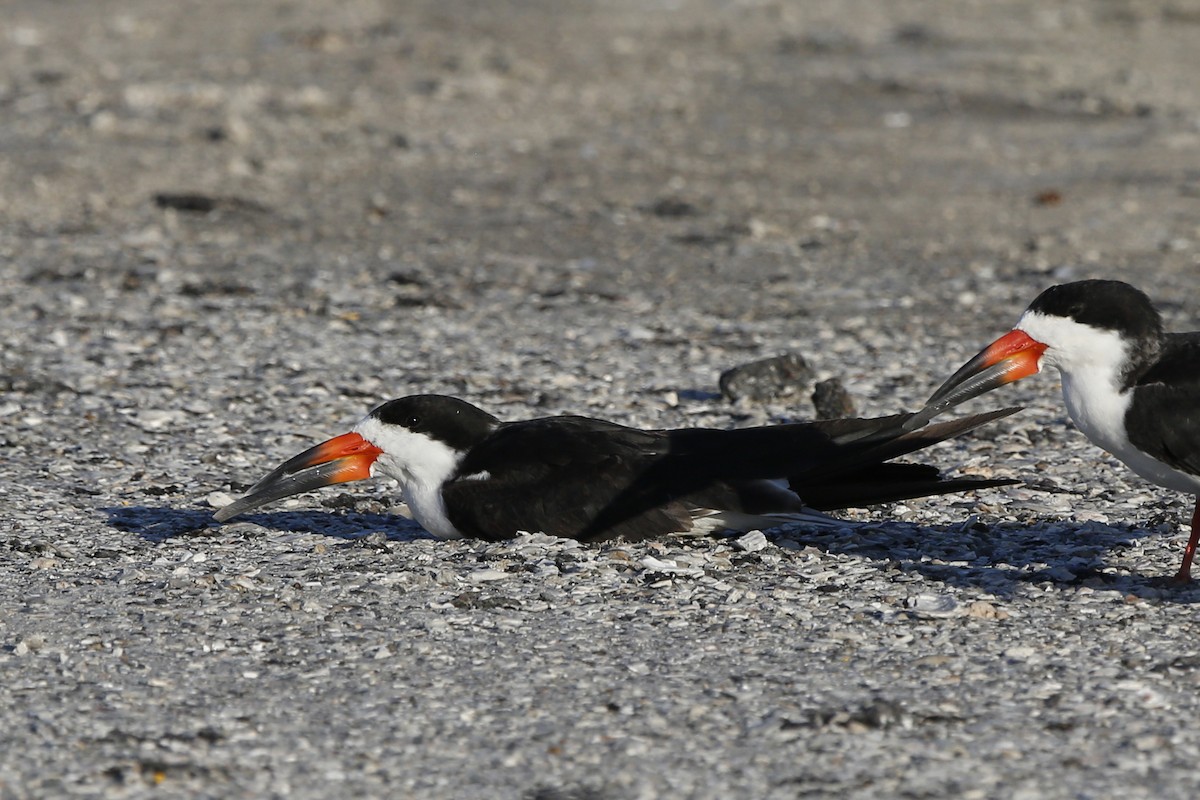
926,279,1200,582
214,394,1018,542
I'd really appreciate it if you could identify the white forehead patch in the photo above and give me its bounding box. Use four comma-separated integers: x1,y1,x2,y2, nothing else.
353,416,463,484
1016,309,1130,377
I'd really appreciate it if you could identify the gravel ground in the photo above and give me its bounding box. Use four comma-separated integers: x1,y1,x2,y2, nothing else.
4,1,1200,798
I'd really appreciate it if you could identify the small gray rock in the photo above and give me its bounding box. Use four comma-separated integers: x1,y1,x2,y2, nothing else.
719,353,814,402
812,377,856,419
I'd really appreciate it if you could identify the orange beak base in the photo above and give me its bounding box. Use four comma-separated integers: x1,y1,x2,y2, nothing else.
925,329,1048,411
286,432,384,485
213,432,384,522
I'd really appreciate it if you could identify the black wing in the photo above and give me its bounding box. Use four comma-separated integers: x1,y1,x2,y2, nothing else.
626,407,1019,528
654,407,1017,487
794,462,1014,511
1125,332,1200,476
442,417,754,542
789,409,1020,509
443,408,1018,542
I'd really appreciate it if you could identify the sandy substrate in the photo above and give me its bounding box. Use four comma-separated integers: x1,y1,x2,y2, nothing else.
3,2,1200,797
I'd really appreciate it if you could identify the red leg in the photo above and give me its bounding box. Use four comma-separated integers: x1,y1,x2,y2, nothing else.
1170,499,1200,585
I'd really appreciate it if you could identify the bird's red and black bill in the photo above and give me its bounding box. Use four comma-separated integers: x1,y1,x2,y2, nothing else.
213,432,382,522
925,329,1048,413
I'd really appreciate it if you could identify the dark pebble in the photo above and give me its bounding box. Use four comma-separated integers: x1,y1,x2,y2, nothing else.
812,377,856,418
719,353,814,402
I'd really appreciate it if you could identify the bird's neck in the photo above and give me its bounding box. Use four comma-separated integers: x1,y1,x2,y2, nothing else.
1059,366,1132,454
400,476,463,539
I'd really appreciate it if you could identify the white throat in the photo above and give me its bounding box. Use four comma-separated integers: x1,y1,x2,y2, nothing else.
1017,310,1132,455
353,416,466,539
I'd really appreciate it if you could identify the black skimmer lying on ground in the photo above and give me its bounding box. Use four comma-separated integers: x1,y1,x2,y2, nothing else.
926,279,1200,582
214,394,1018,542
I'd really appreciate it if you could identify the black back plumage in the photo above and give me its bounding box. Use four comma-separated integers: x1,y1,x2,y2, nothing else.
1124,332,1200,478
444,416,701,542
440,404,1018,542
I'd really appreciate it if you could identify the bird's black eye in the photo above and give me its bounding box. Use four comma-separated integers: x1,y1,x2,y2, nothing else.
406,415,421,429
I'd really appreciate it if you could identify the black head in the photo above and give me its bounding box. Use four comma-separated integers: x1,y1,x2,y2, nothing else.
369,394,500,450
1027,280,1163,344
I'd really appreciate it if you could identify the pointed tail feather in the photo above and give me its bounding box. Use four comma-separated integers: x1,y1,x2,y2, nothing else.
789,406,1021,484
798,475,1017,512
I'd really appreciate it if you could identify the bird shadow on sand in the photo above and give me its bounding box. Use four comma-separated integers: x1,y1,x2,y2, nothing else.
102,506,1200,602
775,517,1200,602
102,506,430,544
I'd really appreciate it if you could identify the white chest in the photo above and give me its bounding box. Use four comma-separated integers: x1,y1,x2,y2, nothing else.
1060,374,1200,494
397,477,464,539
1059,371,1131,456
